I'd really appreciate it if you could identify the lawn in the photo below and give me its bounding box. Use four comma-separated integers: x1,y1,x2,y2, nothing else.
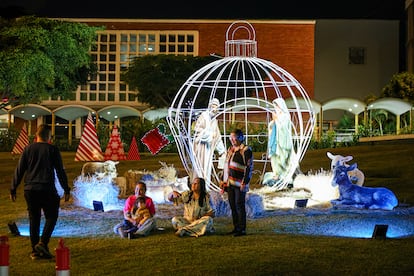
1,139,414,275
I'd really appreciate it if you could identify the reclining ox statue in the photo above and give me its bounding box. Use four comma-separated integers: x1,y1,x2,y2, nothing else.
80,160,130,197
81,160,119,180
327,152,364,186
331,162,398,210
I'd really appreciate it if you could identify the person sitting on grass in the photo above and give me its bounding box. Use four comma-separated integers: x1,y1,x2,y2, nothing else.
124,196,153,239
113,181,156,238
168,177,215,237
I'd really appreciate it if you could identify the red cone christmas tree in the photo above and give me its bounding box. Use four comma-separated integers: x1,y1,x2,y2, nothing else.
11,123,29,156
104,125,126,161
127,136,140,160
75,113,104,161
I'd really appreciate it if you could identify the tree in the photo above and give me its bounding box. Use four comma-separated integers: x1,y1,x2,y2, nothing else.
370,109,388,135
381,71,414,103
0,16,102,105
122,54,217,108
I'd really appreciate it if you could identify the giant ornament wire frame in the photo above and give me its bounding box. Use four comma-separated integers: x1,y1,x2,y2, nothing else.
167,20,316,192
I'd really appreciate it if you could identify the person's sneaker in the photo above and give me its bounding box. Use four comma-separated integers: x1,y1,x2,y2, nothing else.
175,229,186,237
233,230,246,237
117,228,127,238
30,251,41,260
34,242,53,259
226,229,237,235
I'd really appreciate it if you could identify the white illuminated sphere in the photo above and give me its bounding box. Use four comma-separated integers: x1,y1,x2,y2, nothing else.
167,21,316,191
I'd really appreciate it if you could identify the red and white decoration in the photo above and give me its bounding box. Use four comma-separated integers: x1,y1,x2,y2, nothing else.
55,238,70,276
75,113,104,161
11,123,29,155
126,136,140,160
141,125,170,155
104,125,126,161
0,236,9,276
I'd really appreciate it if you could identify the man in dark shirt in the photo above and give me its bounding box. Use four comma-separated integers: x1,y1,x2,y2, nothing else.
10,124,70,260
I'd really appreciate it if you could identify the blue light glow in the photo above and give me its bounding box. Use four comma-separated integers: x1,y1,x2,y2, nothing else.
273,211,414,238
11,207,414,239
72,175,124,211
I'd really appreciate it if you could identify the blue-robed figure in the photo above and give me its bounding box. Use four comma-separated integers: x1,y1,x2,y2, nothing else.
267,98,293,183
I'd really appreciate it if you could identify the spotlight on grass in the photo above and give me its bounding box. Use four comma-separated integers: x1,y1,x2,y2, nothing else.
8,221,20,236
93,201,104,212
372,224,388,239
294,199,308,208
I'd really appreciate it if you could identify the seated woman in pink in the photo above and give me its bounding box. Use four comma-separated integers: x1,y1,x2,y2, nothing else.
113,181,156,238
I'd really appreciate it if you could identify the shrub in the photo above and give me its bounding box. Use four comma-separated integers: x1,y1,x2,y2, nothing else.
0,126,19,152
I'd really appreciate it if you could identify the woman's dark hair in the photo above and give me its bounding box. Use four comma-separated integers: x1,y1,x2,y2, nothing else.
187,177,207,207
198,177,207,207
136,181,147,192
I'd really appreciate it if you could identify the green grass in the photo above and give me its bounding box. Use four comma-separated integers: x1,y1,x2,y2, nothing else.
1,140,414,275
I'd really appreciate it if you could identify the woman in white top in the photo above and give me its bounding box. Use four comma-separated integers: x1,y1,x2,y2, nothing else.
168,177,215,237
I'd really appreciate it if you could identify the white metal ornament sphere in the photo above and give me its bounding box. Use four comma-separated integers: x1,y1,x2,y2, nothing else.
167,21,315,192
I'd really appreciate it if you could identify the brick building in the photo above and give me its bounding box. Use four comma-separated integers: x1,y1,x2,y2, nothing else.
6,19,315,141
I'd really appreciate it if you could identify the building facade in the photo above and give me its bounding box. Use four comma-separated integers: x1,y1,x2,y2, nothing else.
2,16,406,141
5,19,315,140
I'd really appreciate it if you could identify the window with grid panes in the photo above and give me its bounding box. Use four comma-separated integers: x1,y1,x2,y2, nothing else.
76,30,198,105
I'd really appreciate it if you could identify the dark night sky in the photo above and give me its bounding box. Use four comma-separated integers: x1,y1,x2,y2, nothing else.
0,0,406,20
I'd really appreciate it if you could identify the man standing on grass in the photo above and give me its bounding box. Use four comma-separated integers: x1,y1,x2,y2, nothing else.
220,129,253,237
10,124,70,260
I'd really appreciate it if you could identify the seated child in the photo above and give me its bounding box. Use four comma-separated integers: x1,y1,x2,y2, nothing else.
125,196,152,238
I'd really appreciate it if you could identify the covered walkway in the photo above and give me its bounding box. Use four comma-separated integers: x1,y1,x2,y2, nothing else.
1,97,413,142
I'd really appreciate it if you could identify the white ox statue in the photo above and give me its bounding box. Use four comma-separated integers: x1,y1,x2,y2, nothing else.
81,160,119,180
327,152,364,186
124,162,190,203
79,160,130,197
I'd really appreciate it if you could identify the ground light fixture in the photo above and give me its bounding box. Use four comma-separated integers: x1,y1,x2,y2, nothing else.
372,224,388,239
93,201,104,212
7,221,20,236
294,199,308,208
